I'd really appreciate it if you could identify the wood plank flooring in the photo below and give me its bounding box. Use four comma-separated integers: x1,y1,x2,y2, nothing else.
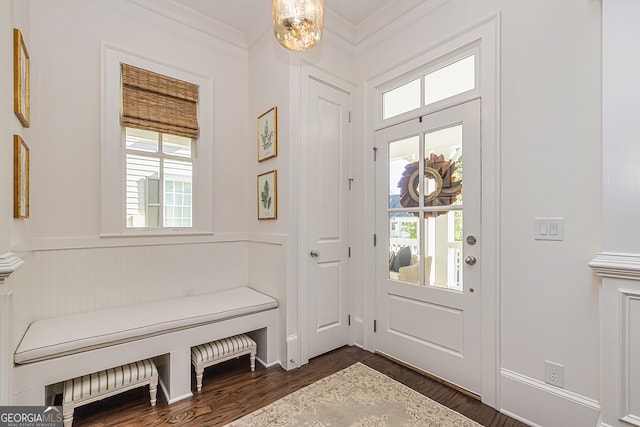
69,346,528,426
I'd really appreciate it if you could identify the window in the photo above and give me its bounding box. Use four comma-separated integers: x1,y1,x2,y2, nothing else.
102,46,213,236
380,51,477,121
125,128,193,228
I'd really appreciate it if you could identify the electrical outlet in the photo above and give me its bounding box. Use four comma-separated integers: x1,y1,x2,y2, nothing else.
544,360,565,388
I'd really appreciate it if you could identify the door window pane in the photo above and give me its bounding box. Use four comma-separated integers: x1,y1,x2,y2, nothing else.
382,78,421,120
424,125,463,210
388,214,421,285
388,136,419,209
424,211,462,290
424,55,475,106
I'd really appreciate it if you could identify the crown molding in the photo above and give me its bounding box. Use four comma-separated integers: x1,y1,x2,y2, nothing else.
126,0,249,51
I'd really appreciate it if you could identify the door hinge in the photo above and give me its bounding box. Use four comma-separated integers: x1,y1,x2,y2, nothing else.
373,234,377,247
348,111,352,123
348,178,354,190
348,314,351,326
419,116,423,123
373,147,378,161
348,247,351,258
374,319,377,333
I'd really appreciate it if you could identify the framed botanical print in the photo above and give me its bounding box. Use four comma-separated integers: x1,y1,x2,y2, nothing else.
13,28,30,128
257,170,277,220
257,107,277,162
14,135,30,219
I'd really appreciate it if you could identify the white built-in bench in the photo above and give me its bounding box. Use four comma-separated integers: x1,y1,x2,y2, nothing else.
13,287,279,406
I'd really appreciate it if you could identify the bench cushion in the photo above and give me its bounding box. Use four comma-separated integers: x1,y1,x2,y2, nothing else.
15,287,277,364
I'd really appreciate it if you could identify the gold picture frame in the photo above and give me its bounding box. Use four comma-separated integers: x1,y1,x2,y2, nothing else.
14,135,30,219
257,170,277,220
257,107,277,162
13,28,30,128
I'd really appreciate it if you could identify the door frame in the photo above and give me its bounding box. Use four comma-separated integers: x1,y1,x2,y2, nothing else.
296,61,356,368
363,17,501,407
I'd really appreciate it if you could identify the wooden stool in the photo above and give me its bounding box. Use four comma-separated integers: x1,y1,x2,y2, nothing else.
191,334,256,392
62,359,158,427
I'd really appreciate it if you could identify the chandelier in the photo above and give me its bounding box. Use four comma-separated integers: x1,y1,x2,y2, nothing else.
272,0,324,51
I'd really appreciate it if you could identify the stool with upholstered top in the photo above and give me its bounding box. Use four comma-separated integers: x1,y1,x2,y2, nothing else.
62,359,158,427
191,333,256,392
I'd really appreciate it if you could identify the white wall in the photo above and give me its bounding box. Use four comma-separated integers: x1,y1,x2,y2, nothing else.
22,0,251,316
355,1,601,425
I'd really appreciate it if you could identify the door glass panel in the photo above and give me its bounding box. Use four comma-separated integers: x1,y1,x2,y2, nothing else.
424,211,462,290
388,136,419,209
423,125,463,291
388,213,421,285
424,125,463,209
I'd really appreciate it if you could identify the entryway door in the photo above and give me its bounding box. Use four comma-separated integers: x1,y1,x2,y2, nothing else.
306,77,351,359
375,99,482,395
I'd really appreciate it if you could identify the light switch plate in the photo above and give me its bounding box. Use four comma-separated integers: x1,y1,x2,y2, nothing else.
534,218,564,241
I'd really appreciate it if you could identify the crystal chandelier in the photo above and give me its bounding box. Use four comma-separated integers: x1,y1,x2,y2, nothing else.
272,0,324,51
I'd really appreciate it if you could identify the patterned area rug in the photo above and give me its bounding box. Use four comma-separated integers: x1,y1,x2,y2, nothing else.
226,362,482,426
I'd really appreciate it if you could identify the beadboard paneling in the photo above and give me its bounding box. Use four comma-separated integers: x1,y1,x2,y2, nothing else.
29,241,248,321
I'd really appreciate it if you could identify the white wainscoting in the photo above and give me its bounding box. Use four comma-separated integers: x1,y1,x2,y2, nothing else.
591,253,640,427
28,239,249,321
500,368,601,427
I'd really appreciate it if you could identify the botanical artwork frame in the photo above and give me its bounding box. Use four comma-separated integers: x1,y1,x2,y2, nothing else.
257,170,277,220
14,135,30,219
13,28,30,128
257,107,277,162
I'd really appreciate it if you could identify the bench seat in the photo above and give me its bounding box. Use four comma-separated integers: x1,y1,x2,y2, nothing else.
15,287,277,364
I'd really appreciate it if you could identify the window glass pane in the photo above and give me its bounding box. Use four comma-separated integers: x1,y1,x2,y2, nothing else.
382,78,421,120
388,214,421,285
126,128,159,153
424,125,463,209
164,159,192,227
389,136,419,209
163,134,192,157
424,55,475,105
126,154,160,227
424,211,462,291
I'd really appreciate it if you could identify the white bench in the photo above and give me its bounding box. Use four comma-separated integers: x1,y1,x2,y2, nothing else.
191,334,256,392
13,287,279,405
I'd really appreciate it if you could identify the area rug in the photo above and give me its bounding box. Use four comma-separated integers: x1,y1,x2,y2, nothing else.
225,362,482,426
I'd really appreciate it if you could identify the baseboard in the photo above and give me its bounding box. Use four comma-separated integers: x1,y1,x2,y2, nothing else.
501,369,601,427
158,378,193,405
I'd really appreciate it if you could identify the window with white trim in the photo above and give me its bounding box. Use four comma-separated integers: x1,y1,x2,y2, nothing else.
381,50,478,121
102,47,213,236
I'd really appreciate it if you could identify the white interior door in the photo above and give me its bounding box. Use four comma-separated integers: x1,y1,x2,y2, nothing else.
307,77,350,359
375,99,482,395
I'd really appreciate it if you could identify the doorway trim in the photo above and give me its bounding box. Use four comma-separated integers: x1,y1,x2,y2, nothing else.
363,15,501,408
295,60,356,368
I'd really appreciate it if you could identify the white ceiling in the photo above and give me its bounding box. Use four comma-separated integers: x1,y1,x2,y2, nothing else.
162,0,427,48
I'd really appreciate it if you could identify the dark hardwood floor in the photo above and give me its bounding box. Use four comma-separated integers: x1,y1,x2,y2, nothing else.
70,346,528,426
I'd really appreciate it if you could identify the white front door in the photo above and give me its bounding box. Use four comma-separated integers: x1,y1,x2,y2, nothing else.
307,77,351,359
375,99,482,395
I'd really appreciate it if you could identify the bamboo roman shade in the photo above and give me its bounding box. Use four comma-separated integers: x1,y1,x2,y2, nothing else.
121,63,199,139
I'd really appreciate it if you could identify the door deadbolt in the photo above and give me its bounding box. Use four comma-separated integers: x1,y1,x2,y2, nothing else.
466,235,477,245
